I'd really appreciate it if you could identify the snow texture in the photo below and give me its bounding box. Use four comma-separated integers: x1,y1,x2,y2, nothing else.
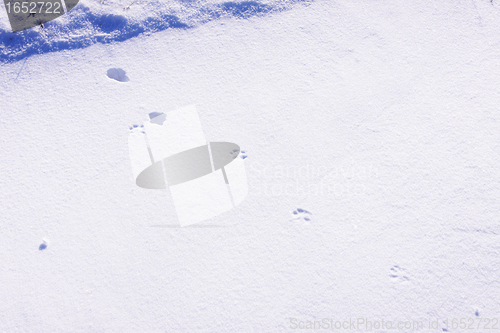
0,0,311,62
1,0,500,331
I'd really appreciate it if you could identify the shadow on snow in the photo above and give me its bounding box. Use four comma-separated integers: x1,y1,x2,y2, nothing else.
0,0,311,63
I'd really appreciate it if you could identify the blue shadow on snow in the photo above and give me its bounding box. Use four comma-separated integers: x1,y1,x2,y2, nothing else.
0,0,311,63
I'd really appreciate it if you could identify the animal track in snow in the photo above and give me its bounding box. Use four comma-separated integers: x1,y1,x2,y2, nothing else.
107,68,130,82
389,265,409,282
290,208,312,223
39,239,48,250
149,112,166,125
230,149,247,159
229,148,240,159
129,124,145,134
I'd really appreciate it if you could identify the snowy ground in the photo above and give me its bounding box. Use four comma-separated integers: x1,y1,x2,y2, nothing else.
0,0,310,62
1,0,500,331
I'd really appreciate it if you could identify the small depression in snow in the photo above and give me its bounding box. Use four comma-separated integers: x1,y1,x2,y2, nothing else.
291,208,312,222
107,68,130,82
149,112,167,125
39,239,48,250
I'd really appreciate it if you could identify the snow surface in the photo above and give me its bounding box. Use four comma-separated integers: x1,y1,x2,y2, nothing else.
1,0,500,331
0,0,311,62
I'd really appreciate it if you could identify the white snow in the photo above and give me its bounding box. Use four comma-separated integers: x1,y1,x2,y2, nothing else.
0,0,310,62
1,0,500,331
